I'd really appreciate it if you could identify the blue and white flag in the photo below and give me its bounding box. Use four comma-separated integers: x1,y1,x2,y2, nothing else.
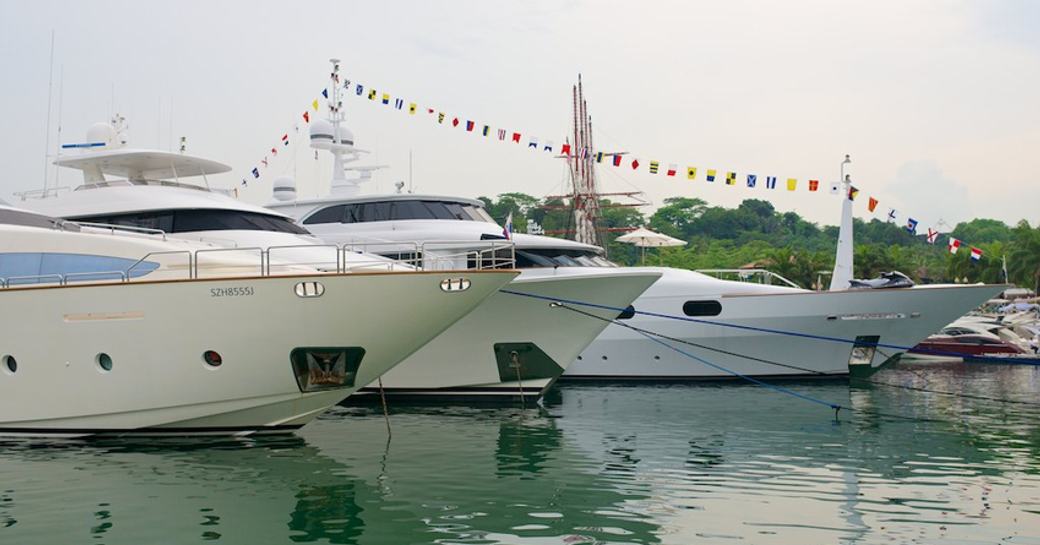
887,209,897,223
746,174,757,188
394,98,404,110
765,176,777,189
905,218,918,235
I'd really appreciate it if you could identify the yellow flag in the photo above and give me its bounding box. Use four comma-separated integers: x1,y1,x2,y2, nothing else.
368,89,377,100
787,178,797,191
707,169,717,182
687,167,697,180
409,102,417,114
311,99,319,111
726,172,736,185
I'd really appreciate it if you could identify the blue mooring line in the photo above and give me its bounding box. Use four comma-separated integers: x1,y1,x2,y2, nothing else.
500,290,1040,366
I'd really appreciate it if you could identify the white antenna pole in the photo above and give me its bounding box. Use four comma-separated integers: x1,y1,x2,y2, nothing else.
55,63,64,190
42,30,56,192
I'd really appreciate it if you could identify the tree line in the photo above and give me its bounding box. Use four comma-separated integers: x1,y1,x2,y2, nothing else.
477,193,1040,292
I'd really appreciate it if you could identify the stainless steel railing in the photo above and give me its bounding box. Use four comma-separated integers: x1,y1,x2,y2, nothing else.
694,268,802,289
0,240,516,289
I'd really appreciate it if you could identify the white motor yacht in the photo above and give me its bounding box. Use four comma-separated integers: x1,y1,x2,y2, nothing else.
265,128,1001,380
19,118,659,403
0,204,516,436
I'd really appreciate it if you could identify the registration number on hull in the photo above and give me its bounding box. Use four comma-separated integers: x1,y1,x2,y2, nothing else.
210,286,255,298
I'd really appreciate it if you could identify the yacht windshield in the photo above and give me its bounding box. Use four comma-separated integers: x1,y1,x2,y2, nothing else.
69,209,308,235
514,248,616,268
303,200,496,225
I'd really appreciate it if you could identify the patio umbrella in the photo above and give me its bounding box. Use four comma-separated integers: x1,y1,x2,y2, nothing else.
615,227,687,264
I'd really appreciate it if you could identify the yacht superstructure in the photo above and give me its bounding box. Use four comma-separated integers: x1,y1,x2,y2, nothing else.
0,205,516,435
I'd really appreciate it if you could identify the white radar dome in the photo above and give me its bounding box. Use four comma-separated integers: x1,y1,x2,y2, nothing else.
272,176,297,202
309,120,355,147
85,123,118,149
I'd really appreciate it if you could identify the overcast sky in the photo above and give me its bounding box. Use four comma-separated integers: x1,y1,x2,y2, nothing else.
1,0,1037,229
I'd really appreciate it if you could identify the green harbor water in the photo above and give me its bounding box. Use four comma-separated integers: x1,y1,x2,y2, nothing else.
2,360,1039,544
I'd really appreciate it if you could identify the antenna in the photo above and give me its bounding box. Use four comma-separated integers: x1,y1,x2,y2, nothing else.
42,30,55,192
55,63,64,189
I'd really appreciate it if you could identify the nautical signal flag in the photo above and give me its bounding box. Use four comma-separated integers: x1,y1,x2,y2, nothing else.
614,154,623,167
631,159,640,170
786,178,797,191
596,152,605,163
382,93,390,105
667,164,677,176
409,103,417,114
887,209,897,222
302,111,310,123
905,218,918,234
368,89,377,100
251,167,260,178
498,129,507,141
466,120,475,132
848,186,860,201
512,132,521,143
452,117,460,127
948,237,962,254
528,137,538,148
482,125,490,136
808,180,819,192
312,99,320,111
687,167,697,179
926,228,939,244
322,88,328,99
561,143,571,155
747,174,757,187
543,141,553,152
282,134,289,145
438,112,446,124
706,169,716,182
726,172,736,185
829,182,840,195
649,161,659,174
270,147,277,156
765,176,777,189
394,98,404,110
970,247,983,261
868,197,879,212
356,84,364,96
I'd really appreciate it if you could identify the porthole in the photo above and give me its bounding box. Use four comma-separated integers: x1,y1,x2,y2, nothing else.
96,353,113,372
2,355,16,374
601,355,608,360
682,300,722,317
203,350,223,368
617,305,635,320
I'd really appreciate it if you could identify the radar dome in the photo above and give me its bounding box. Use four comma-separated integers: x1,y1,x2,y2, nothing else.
85,123,118,149
272,176,297,202
309,120,355,147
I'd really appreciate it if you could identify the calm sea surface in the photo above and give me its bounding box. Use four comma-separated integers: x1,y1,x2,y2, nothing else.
2,360,1039,544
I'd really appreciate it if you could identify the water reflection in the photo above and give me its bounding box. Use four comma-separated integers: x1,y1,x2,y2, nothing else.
1,362,1038,544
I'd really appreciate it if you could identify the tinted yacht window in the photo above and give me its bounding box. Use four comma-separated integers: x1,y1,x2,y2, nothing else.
72,209,308,235
514,248,616,268
303,205,346,225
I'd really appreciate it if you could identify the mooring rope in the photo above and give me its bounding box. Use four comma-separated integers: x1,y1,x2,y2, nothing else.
502,290,1040,366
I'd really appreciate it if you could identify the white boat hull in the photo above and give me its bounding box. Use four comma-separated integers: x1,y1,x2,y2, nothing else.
353,269,660,402
0,271,514,436
565,270,1003,379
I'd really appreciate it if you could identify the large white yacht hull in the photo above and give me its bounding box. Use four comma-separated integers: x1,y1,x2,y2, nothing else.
565,268,1003,379
353,269,660,403
0,271,514,436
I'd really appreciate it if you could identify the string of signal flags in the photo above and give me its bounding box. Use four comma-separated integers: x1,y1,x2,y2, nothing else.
242,76,989,264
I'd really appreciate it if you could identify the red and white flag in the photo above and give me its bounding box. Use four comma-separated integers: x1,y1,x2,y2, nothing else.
666,163,677,176
970,247,983,261
926,228,938,244
948,237,962,254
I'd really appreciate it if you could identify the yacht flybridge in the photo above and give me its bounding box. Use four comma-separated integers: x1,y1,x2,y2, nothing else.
266,61,1004,380
0,203,516,436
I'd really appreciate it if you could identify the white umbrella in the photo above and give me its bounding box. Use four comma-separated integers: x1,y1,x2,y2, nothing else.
615,227,687,264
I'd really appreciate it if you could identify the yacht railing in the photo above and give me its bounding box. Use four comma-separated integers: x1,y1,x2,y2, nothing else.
694,268,802,289
76,222,169,240
0,240,516,289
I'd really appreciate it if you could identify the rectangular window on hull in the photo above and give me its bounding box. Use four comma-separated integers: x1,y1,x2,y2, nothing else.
682,300,722,317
